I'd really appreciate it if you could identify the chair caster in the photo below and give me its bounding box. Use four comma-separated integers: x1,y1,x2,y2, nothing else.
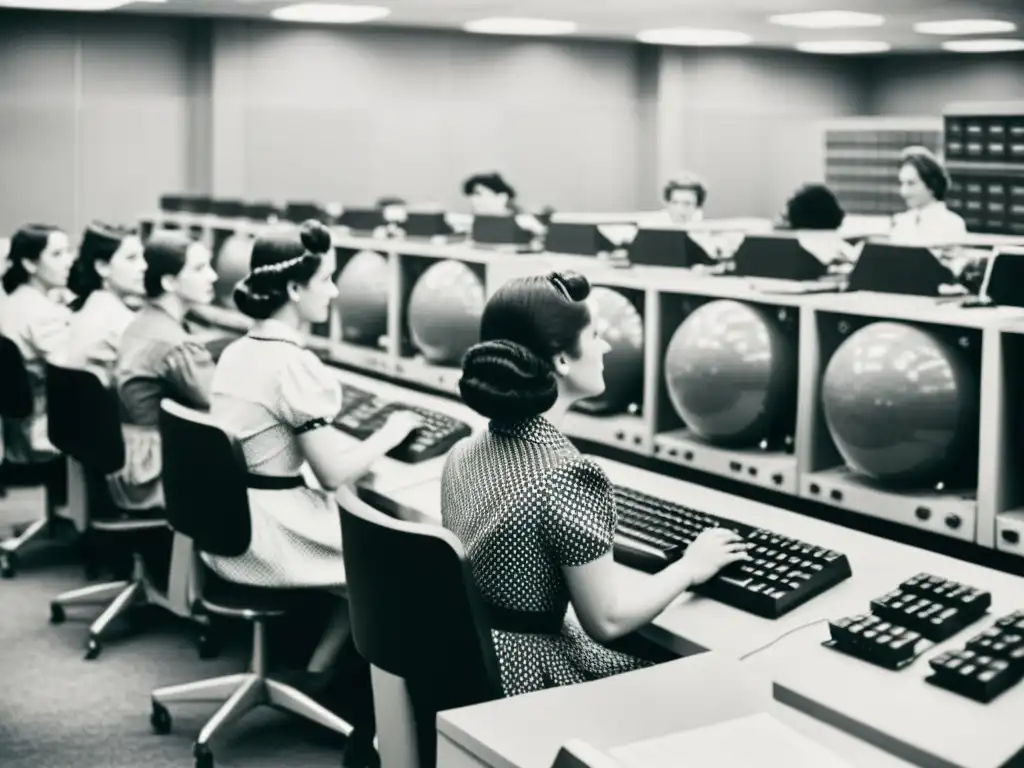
50,603,66,624
150,701,172,734
194,742,215,768
1,552,17,579
197,630,220,660
84,636,102,660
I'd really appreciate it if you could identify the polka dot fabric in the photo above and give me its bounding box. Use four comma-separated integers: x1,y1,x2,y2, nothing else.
440,415,651,697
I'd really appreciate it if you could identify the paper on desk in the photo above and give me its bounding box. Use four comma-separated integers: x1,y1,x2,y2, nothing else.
608,712,852,768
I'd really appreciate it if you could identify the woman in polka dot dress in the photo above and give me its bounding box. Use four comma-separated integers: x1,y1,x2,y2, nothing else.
441,270,750,697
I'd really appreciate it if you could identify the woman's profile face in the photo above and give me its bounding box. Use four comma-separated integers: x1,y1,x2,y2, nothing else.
29,231,73,290
100,236,146,298
469,184,510,216
898,163,934,210
171,242,217,306
558,312,611,400
293,249,339,325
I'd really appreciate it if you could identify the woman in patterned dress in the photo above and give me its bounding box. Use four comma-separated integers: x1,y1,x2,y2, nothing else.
204,219,421,767
441,270,750,697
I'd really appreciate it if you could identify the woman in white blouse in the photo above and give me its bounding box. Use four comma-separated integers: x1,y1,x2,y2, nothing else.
890,146,967,245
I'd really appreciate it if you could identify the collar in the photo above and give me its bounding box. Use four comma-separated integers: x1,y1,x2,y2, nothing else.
249,318,306,347
490,415,572,449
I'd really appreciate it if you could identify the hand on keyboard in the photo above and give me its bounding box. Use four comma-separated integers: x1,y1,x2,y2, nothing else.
680,528,751,586
377,410,425,448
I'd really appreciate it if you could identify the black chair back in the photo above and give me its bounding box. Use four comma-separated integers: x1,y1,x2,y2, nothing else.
45,363,124,475
0,335,33,420
338,485,503,765
158,399,251,558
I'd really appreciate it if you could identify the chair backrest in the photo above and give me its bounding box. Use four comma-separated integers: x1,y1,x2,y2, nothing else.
45,363,124,474
337,485,503,764
158,399,251,557
0,335,33,419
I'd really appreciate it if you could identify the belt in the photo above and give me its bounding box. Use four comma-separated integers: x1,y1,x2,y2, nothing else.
484,603,565,635
245,473,306,490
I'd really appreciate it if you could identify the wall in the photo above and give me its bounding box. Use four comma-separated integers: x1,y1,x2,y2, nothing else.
866,53,1024,116
0,10,196,237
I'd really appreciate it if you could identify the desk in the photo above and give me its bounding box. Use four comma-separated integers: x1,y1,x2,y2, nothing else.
385,455,1024,659
436,651,912,768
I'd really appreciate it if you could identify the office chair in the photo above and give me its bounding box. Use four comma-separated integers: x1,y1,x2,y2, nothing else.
337,485,503,768
45,363,195,659
150,400,353,768
0,335,69,578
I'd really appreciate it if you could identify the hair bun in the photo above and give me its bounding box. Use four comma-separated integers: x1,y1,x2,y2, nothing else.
233,276,281,320
459,340,557,422
549,271,590,302
300,219,332,255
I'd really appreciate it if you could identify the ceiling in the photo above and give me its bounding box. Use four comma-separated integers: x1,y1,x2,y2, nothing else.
36,0,1024,52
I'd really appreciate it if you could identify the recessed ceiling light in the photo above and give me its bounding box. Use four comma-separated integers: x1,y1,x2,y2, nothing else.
462,18,578,36
0,0,130,8
270,4,390,24
795,40,891,54
915,19,1017,36
769,11,885,29
636,27,753,46
941,38,1024,53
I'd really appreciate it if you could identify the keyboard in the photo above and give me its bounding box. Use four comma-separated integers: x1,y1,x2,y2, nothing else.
825,574,992,670
333,384,472,464
611,486,852,619
928,611,1024,703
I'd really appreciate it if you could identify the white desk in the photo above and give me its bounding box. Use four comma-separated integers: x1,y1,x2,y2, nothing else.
436,651,913,768
386,456,1024,659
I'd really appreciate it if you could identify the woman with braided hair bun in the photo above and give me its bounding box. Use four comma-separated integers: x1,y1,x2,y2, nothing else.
204,219,422,767
442,270,750,697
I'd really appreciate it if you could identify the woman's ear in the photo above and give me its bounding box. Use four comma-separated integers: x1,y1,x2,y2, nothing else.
552,352,571,377
286,280,301,303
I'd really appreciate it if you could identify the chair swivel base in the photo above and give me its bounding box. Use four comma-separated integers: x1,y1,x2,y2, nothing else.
0,514,74,578
151,671,354,768
50,553,212,660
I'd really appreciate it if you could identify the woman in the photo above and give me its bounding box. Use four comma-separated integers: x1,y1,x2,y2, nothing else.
64,222,146,384
0,224,74,463
891,146,967,245
777,182,858,268
441,271,749,697
110,231,217,511
204,219,421,766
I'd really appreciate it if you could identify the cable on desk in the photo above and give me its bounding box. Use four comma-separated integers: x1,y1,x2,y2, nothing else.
738,618,828,661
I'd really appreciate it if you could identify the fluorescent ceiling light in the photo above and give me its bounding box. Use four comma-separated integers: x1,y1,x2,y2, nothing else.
769,11,885,29
941,38,1024,53
915,19,1017,36
637,27,753,46
270,4,390,24
462,18,577,36
795,40,891,54
0,0,130,8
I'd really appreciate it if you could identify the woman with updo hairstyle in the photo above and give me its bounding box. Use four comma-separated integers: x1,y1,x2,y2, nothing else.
441,271,749,698
775,183,857,267
891,145,967,245
108,230,218,512
64,222,146,384
205,219,421,767
0,224,74,463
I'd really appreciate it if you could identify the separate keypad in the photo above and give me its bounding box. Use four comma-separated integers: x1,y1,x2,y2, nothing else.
828,613,927,669
928,611,1024,703
870,573,991,643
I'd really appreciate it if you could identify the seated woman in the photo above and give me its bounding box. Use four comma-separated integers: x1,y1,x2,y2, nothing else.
64,222,146,384
110,231,218,511
441,271,749,697
0,224,74,464
203,219,422,766
774,182,860,270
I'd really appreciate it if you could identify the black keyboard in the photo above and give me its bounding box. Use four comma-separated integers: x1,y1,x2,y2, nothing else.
870,573,991,643
928,611,1024,703
612,486,852,619
333,385,472,464
828,613,928,669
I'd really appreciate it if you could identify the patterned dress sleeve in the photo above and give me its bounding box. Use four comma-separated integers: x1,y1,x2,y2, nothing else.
161,338,215,410
542,457,617,567
26,302,71,363
277,350,343,434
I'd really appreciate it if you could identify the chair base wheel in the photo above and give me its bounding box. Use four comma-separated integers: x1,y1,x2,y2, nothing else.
1,552,16,579
84,636,101,660
150,702,172,734
194,742,214,768
50,603,66,624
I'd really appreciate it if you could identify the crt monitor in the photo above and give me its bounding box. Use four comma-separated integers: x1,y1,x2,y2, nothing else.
977,246,1024,308
406,259,485,367
471,214,533,247
846,242,955,297
545,221,618,256
628,227,714,268
334,250,390,348
404,211,454,238
338,208,385,232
